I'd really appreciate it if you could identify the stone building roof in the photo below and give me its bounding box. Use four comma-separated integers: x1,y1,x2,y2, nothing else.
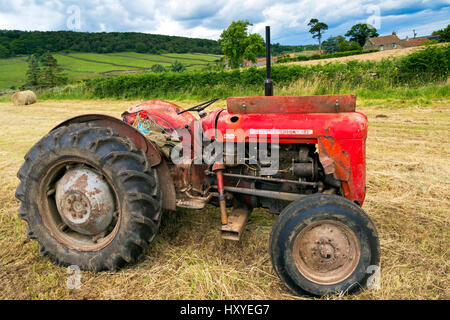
367,34,402,46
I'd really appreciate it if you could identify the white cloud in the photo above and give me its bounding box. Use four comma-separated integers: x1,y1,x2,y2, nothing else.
0,0,448,44
0,0,66,31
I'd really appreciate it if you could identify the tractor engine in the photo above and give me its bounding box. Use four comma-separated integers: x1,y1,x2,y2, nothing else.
212,142,323,215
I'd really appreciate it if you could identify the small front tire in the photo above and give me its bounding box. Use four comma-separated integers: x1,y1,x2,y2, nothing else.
270,194,380,296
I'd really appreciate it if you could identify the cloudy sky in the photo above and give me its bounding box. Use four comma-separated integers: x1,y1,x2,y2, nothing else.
0,0,449,44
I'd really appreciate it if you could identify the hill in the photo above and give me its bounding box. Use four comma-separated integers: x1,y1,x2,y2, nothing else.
0,52,223,90
0,30,222,58
0,30,322,59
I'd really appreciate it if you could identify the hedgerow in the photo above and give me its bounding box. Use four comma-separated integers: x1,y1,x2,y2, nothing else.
79,44,448,99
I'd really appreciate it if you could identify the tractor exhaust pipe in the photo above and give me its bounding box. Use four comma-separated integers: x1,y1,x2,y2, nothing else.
265,26,274,96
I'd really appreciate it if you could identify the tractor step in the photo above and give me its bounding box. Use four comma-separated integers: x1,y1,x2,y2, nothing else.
221,208,250,241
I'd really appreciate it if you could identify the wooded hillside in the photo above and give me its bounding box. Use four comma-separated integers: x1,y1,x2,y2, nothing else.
0,30,223,57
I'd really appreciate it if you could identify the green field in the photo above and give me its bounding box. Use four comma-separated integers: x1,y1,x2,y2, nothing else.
0,52,223,90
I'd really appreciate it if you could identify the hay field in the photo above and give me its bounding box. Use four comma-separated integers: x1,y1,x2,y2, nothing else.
288,46,421,66
0,98,448,300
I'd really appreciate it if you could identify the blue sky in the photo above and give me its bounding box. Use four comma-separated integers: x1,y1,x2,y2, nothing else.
0,0,448,45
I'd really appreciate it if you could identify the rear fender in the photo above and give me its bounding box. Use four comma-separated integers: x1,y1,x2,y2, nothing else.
124,100,196,130
52,114,162,166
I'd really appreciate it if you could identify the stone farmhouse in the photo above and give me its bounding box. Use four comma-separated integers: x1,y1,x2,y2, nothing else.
363,32,439,51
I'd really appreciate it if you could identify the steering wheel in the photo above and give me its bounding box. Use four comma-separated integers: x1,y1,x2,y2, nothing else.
177,98,220,115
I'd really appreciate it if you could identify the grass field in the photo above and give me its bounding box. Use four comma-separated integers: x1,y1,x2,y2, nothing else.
0,52,223,90
288,46,422,66
0,97,448,300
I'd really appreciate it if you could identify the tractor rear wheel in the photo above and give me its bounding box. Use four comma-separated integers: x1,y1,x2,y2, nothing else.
270,194,380,296
15,123,162,271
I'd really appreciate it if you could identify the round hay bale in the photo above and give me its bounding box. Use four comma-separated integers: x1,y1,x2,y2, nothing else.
12,90,37,106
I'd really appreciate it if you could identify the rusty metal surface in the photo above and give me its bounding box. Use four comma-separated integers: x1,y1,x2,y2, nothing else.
222,186,304,202
318,136,351,181
293,220,360,285
55,168,115,236
170,160,213,210
171,160,192,192
227,95,356,114
213,163,228,225
51,114,162,167
190,164,209,188
221,208,250,241
154,160,176,211
37,158,121,252
127,100,196,131
317,135,366,204
205,170,320,187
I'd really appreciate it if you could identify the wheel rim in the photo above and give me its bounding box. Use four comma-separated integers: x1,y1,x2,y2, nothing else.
38,158,121,252
55,168,115,236
293,220,360,285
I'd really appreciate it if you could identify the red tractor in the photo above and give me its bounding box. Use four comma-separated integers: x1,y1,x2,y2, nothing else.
15,28,379,297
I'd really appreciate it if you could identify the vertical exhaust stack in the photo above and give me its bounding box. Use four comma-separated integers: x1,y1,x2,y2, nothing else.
265,26,274,96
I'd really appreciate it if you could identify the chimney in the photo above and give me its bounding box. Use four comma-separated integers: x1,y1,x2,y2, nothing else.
392,31,397,36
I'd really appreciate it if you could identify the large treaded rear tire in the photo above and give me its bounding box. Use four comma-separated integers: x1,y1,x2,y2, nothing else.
15,123,162,271
270,194,380,297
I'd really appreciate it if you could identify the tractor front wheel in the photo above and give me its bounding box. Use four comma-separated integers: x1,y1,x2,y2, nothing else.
270,194,380,296
15,123,162,271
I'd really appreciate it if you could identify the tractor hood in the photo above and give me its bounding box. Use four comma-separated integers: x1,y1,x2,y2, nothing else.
204,110,368,143
199,95,367,143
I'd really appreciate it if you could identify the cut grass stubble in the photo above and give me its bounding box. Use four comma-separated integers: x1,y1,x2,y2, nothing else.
0,98,448,299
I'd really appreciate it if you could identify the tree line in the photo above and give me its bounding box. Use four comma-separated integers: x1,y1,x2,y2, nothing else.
217,20,381,69
0,29,321,60
217,18,449,69
307,19,379,53
25,52,68,89
0,30,222,58
309,20,449,54
215,21,320,69
271,43,319,55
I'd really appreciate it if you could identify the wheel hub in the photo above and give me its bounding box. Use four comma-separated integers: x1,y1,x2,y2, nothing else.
293,220,360,285
317,238,334,259
55,168,115,236
63,192,90,222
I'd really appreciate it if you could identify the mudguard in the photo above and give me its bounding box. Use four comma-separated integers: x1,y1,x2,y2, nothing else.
52,114,162,166
124,100,196,131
